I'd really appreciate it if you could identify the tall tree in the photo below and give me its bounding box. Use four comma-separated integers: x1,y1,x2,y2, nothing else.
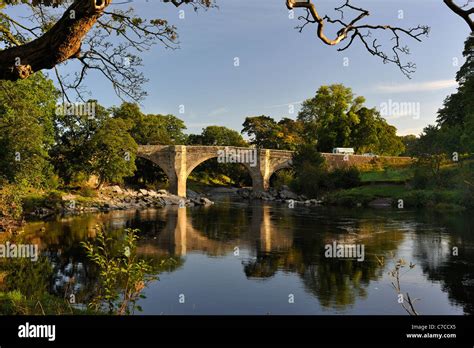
51,100,110,184
437,35,474,127
0,73,58,187
298,85,403,155
242,116,281,149
112,102,187,145
297,84,364,152
198,126,247,147
89,118,137,187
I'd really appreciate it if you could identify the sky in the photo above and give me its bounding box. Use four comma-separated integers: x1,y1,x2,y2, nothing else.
8,0,473,136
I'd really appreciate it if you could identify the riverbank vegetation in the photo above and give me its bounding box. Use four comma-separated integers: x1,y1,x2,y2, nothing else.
0,227,168,315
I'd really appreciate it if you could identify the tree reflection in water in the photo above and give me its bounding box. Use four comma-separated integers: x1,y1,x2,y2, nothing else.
13,203,474,314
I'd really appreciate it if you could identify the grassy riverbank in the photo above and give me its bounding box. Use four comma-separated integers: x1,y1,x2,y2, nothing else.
323,161,473,211
324,184,468,211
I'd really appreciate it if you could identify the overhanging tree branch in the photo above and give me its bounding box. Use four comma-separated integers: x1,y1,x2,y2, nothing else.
287,0,430,78
0,0,113,81
444,0,474,31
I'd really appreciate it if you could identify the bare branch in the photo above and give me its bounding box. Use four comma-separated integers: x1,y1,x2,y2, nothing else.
288,0,430,78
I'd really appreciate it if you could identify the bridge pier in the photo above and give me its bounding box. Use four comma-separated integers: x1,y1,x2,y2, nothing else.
168,145,187,198
137,145,294,198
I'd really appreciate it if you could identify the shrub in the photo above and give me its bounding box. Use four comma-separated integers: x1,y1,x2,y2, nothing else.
0,183,24,220
326,167,361,190
272,169,294,190
44,190,63,210
412,167,431,189
291,145,328,198
79,186,98,198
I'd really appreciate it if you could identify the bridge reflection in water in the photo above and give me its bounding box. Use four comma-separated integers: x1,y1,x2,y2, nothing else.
136,205,292,257
20,204,474,314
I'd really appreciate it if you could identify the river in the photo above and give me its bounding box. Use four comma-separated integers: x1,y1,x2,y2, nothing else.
20,198,474,315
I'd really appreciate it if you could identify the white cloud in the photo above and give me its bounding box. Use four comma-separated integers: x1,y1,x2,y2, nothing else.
208,107,230,117
397,127,425,136
375,79,457,93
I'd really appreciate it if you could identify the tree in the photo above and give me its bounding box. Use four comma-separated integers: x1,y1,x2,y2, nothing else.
274,118,306,151
298,84,364,151
112,102,187,145
199,126,247,147
0,0,214,100
399,135,419,157
290,144,327,197
375,121,405,156
298,85,404,155
0,73,58,187
51,100,110,184
241,116,303,150
437,35,474,127
89,118,137,187
349,107,379,154
426,35,474,157
242,116,280,149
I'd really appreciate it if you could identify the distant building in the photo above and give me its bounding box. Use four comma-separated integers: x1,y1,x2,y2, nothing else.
332,147,354,155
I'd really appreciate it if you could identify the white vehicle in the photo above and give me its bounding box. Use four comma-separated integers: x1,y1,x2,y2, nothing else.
332,147,354,155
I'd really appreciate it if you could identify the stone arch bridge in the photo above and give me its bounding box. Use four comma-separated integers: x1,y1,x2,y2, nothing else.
137,145,411,197
137,145,293,197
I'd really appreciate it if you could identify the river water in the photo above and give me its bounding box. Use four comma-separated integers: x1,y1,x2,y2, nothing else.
21,199,474,315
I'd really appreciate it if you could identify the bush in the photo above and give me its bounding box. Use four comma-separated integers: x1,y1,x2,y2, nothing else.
326,167,361,190
44,190,63,210
291,145,361,197
79,186,98,198
412,167,431,189
0,183,24,220
272,169,294,190
291,145,328,198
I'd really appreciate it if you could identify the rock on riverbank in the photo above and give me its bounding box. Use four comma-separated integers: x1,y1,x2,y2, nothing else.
28,187,214,218
236,185,323,206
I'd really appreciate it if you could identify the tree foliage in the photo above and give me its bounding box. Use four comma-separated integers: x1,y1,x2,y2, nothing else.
0,73,58,187
297,84,404,155
90,117,138,187
241,116,304,150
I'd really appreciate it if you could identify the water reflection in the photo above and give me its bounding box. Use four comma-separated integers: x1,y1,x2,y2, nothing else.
17,203,474,314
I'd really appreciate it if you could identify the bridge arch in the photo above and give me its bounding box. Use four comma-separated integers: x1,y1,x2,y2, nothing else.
136,145,294,197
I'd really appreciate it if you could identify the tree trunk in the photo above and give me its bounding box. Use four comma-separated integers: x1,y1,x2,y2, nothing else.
0,0,111,81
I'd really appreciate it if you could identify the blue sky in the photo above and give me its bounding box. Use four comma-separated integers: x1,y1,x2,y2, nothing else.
9,0,472,135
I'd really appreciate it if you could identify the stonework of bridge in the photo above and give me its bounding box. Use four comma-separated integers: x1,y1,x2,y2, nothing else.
137,145,293,197
137,145,412,197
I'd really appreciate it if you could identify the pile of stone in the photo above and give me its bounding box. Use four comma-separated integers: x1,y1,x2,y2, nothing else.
54,186,214,216
237,185,322,206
